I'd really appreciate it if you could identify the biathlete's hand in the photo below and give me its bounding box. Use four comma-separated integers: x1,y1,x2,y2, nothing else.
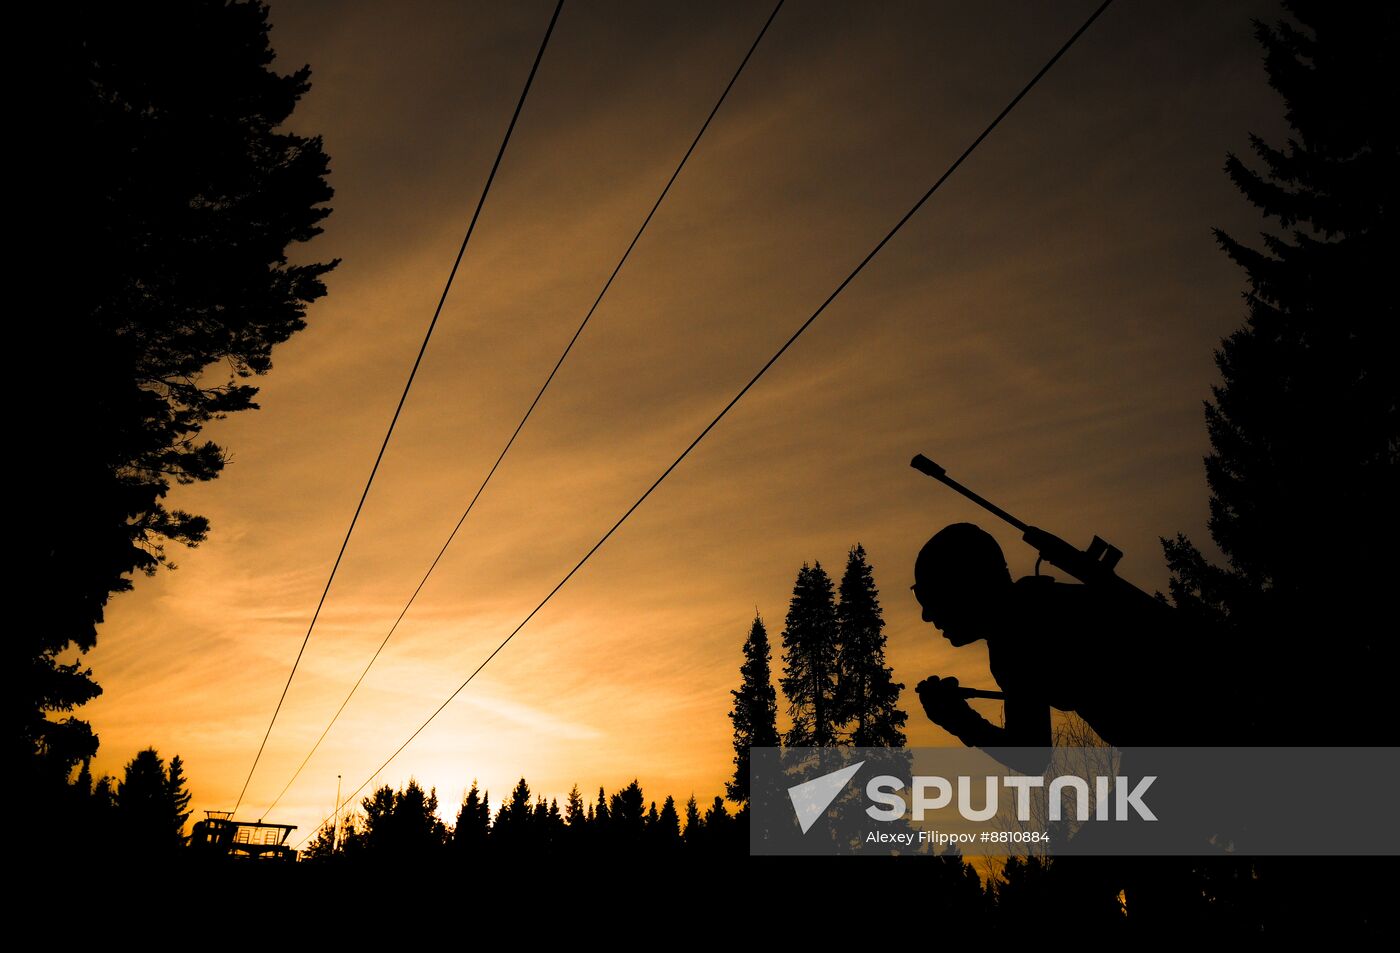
915,675,975,729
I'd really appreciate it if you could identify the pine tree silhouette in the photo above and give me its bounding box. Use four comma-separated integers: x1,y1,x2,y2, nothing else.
780,562,841,746
453,780,490,855
835,544,907,746
493,777,535,852
609,780,647,851
682,795,703,851
655,795,683,852
1163,1,1397,748
727,613,780,801
114,748,191,852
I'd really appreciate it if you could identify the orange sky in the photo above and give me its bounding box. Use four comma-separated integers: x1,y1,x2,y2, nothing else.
84,0,1287,841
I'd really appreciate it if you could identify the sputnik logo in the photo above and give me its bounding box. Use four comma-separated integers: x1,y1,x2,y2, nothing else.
787,761,865,834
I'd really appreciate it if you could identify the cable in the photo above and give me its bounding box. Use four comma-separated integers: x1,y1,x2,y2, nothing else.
257,1,786,821
296,0,1114,847
231,0,567,816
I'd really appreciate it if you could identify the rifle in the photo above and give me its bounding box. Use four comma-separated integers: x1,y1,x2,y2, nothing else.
910,453,1172,701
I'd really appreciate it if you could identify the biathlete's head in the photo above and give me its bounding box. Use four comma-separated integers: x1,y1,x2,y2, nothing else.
911,522,1012,647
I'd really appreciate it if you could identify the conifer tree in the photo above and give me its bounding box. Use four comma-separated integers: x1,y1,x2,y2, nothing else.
656,795,683,851
564,784,587,829
114,748,192,850
682,795,703,850
727,614,780,802
835,545,907,746
609,780,647,850
703,796,733,852
541,797,564,852
780,562,841,746
1162,1,1397,744
493,778,535,851
453,781,490,854
165,755,193,839
592,786,610,851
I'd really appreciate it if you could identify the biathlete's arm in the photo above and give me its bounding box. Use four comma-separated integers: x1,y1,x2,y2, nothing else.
917,676,1052,774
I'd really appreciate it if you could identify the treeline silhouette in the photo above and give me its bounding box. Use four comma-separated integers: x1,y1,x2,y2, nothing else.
295,776,1008,918
301,778,746,861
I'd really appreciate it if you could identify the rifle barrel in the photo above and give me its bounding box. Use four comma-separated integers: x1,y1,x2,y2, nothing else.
910,455,1028,533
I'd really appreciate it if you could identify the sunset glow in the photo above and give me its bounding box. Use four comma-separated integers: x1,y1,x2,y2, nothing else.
83,0,1287,844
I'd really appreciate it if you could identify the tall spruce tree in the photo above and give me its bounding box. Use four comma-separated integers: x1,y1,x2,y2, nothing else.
114,748,192,851
547,798,564,837
493,778,535,852
396,780,447,853
1162,2,1397,745
453,781,490,854
593,786,610,827
682,795,703,850
564,784,587,828
727,614,780,802
655,795,683,852
780,562,841,747
609,780,647,850
835,545,908,746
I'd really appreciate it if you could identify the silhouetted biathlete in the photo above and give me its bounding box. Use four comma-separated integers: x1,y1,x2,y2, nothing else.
911,523,1201,774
